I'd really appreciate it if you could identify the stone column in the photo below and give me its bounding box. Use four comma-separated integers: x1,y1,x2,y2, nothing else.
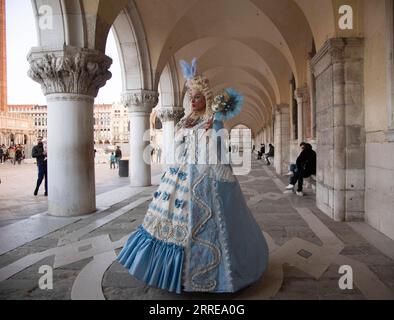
295,86,309,144
156,107,184,165
28,46,112,216
311,38,365,222
122,90,159,186
273,104,290,175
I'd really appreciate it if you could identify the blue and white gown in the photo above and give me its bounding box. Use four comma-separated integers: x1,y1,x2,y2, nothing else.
117,116,269,294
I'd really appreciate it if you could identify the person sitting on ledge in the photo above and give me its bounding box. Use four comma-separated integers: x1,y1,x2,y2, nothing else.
285,142,316,197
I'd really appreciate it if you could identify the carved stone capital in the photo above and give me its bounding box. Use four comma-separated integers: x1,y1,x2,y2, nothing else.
156,107,185,122
295,86,309,103
121,90,159,114
27,46,112,97
274,103,289,114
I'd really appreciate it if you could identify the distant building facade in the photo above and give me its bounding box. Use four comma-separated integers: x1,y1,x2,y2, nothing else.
9,103,131,145
8,104,47,138
94,104,112,143
0,112,35,151
111,103,129,144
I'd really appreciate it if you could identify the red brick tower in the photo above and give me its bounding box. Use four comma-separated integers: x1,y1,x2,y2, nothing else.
0,0,7,112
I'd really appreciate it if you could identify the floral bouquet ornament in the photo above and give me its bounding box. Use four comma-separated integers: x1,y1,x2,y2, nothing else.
211,88,244,121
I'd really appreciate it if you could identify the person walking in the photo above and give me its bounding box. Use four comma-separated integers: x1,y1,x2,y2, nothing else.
285,142,316,196
115,146,122,168
156,146,162,164
264,143,274,165
32,137,48,196
15,146,23,165
8,146,15,165
109,152,116,169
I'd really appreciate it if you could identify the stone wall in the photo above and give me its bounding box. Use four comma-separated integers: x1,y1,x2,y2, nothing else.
311,38,365,222
363,0,394,240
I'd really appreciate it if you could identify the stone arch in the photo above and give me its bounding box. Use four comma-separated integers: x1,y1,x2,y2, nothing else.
158,57,181,108
112,1,154,91
294,0,337,50
31,0,128,51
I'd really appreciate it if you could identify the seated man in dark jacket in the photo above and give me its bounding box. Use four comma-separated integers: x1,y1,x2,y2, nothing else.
257,144,265,160
285,142,316,196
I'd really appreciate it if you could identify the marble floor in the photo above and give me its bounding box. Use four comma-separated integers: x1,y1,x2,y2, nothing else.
0,158,393,300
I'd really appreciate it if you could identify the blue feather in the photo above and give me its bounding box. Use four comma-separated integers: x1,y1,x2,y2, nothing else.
191,58,197,78
179,58,197,80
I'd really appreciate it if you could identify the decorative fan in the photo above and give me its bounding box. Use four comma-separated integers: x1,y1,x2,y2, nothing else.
211,88,244,121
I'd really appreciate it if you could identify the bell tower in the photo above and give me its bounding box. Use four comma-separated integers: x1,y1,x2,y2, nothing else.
0,0,7,112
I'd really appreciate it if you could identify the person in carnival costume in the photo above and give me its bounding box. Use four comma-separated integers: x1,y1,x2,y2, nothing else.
117,58,269,294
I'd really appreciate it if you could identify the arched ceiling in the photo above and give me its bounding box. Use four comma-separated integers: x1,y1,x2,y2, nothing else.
31,0,338,134
120,0,337,132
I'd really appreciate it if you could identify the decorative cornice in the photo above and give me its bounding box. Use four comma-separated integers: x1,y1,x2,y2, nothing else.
311,38,346,68
156,107,184,122
311,37,364,77
46,93,94,104
27,45,112,97
121,90,159,113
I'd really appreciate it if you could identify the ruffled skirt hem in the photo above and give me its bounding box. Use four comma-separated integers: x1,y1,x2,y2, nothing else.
117,225,184,294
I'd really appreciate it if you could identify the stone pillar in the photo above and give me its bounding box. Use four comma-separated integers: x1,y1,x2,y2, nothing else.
311,38,365,222
156,107,184,164
122,90,159,186
273,104,290,175
28,46,112,216
265,126,269,144
295,86,309,144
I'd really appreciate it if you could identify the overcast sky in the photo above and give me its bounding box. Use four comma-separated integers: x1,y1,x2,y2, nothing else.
6,0,122,105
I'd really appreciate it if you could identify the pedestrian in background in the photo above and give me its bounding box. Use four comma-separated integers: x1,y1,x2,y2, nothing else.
110,152,116,169
115,146,122,168
32,137,48,196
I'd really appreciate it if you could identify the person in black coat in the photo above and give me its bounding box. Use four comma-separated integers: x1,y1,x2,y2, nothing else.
264,144,274,165
257,144,265,160
32,137,48,196
285,142,316,196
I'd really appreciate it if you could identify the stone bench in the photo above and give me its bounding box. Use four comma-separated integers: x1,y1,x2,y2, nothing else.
304,175,316,192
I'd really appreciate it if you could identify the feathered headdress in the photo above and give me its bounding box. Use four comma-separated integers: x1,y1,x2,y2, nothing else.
179,58,197,81
179,58,214,118
211,88,244,121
